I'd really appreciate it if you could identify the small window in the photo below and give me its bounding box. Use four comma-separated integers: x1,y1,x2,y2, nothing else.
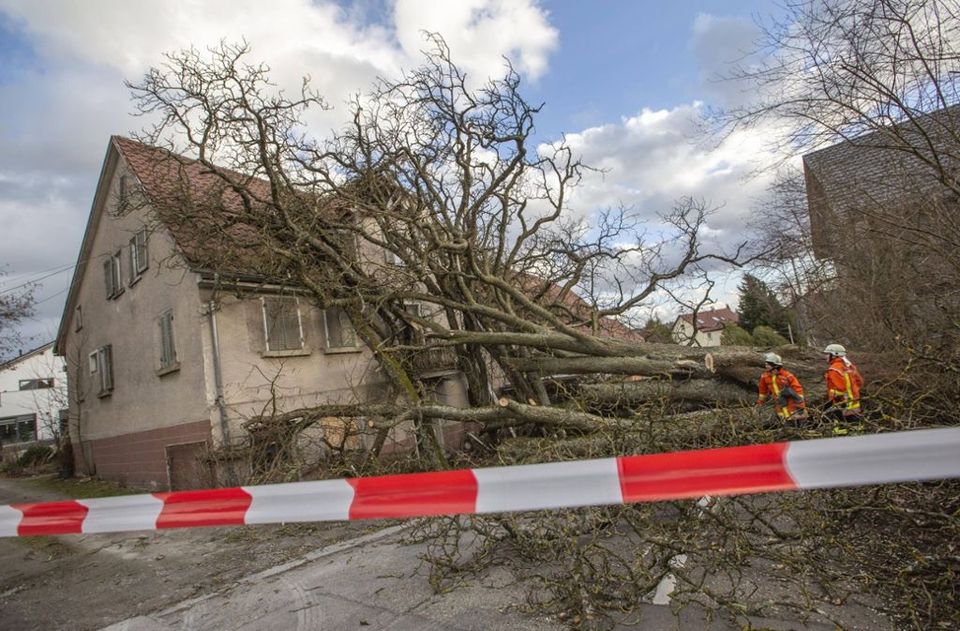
75,305,83,332
19,378,54,390
262,297,304,352
323,307,359,350
117,175,127,211
129,229,149,281
91,345,113,396
403,302,424,319
158,310,178,370
104,251,123,299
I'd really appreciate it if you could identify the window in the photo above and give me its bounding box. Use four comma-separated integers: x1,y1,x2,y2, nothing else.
75,305,83,332
261,297,304,352
158,310,178,371
19,378,54,390
90,345,113,396
129,229,149,281
116,175,132,213
103,251,123,299
0,414,37,444
323,307,359,350
403,302,424,318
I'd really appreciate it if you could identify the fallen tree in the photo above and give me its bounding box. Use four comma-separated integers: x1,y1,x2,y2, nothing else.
128,26,958,629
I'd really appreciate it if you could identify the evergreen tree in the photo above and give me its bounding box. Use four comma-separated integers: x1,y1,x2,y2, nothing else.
737,274,793,339
641,316,674,343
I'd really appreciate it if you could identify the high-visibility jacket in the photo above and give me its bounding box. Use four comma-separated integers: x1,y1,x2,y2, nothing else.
757,368,807,419
825,357,863,417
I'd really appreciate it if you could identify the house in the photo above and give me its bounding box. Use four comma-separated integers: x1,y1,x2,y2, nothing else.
0,342,66,451
671,307,739,347
802,106,960,348
803,105,960,258
55,137,469,489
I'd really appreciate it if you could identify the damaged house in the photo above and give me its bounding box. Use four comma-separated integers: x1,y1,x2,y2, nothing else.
55,137,471,489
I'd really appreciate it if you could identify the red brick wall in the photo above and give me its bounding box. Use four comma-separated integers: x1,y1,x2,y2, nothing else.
79,420,211,490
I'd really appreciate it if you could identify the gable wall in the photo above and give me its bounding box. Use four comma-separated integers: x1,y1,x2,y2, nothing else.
61,157,215,472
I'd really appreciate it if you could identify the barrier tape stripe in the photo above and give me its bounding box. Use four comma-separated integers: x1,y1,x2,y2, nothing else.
1,427,957,538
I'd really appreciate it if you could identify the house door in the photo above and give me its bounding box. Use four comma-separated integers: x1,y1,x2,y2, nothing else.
165,441,210,490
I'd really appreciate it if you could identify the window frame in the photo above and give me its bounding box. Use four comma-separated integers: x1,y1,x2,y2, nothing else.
322,306,361,352
104,251,124,299
18,378,54,391
91,345,114,397
129,229,149,283
261,296,306,354
157,309,179,374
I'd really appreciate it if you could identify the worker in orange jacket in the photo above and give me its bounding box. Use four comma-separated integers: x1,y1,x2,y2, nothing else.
756,352,808,422
822,344,863,424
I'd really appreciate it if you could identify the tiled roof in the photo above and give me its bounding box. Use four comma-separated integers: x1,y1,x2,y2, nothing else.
115,138,643,342
675,307,739,333
512,272,645,342
114,136,300,278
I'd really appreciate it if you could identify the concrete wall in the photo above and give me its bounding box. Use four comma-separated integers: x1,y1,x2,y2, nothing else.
0,344,66,443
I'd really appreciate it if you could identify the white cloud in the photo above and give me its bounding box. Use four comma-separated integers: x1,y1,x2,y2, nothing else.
393,0,557,81
557,103,780,252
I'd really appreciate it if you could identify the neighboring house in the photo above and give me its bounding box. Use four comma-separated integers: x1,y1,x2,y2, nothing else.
802,106,960,347
671,307,739,347
55,137,469,490
803,105,960,259
0,342,67,449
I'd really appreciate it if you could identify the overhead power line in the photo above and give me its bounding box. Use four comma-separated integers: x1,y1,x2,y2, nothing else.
0,263,77,296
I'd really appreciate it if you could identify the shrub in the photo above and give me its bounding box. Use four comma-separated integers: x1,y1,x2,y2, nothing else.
721,323,754,345
17,444,55,468
752,325,790,347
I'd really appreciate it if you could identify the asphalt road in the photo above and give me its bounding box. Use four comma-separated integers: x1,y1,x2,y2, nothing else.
0,477,888,631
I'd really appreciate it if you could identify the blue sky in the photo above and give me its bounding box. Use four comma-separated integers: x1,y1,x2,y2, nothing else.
0,0,786,352
528,1,774,136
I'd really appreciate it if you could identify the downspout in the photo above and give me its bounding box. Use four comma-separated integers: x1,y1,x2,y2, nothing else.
206,290,238,485
206,297,231,447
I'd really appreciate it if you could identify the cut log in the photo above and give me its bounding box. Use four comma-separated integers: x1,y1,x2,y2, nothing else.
579,379,752,408
506,355,711,378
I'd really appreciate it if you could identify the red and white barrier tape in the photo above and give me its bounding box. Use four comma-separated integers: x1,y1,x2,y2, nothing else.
1,427,957,537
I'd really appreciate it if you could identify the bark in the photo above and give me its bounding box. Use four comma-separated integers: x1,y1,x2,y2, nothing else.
507,355,710,378
579,379,752,408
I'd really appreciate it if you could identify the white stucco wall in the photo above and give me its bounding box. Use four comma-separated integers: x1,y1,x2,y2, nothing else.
671,321,722,347
0,344,66,443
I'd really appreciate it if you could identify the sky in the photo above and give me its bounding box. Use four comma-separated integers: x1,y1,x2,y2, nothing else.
0,0,789,353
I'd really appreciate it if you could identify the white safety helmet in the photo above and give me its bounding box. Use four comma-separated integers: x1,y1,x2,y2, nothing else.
763,352,783,367
822,343,846,357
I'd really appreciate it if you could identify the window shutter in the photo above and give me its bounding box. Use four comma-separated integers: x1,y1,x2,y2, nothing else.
263,298,304,351
128,237,137,284
159,311,176,367
102,345,113,392
104,258,114,298
113,251,122,292
138,231,149,272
